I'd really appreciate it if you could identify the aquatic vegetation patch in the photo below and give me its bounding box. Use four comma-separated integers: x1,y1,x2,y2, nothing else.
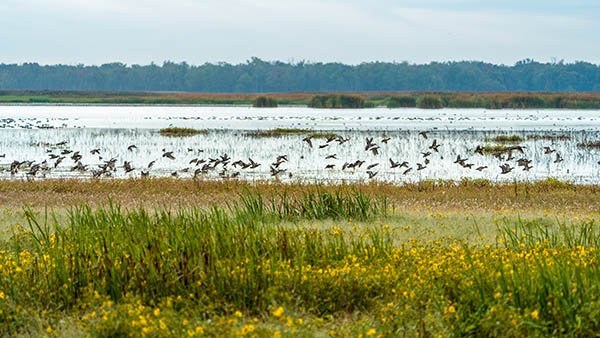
577,140,600,149
527,134,571,141
485,135,524,143
247,128,310,137
480,145,509,154
158,127,207,137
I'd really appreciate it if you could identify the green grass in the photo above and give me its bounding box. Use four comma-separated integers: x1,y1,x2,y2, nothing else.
4,181,600,336
158,127,207,137
2,187,600,336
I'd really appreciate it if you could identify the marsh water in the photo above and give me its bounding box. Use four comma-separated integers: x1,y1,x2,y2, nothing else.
1,104,600,183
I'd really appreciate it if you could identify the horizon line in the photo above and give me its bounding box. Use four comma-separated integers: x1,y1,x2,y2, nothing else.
1,58,599,68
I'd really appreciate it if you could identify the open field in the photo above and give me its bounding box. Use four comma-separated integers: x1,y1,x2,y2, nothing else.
1,179,600,336
2,90,600,109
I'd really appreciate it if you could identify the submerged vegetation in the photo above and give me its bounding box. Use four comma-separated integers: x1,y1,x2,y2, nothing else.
1,181,600,336
252,96,278,107
158,127,207,137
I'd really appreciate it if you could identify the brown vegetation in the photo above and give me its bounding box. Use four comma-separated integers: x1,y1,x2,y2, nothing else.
1,178,598,215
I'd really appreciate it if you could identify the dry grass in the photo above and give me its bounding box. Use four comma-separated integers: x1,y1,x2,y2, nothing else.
0,178,598,216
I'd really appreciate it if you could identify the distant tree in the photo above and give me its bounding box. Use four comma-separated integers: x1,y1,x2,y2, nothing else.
0,58,599,92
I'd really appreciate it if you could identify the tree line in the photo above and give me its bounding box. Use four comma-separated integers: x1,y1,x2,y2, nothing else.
0,58,598,92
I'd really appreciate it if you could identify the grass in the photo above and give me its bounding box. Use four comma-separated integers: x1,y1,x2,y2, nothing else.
158,127,207,137
485,135,524,143
1,178,598,215
2,181,600,336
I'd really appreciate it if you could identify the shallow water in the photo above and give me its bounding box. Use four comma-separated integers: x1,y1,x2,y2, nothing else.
1,105,599,183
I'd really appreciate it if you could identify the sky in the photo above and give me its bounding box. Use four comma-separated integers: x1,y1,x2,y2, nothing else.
1,0,599,66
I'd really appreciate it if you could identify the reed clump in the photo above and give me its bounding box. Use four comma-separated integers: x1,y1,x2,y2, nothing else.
252,96,278,107
308,94,365,108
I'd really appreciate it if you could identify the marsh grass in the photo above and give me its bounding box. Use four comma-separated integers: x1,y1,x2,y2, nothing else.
485,135,524,143
247,128,309,137
480,145,509,154
245,129,340,139
527,134,571,141
577,140,600,149
158,127,207,137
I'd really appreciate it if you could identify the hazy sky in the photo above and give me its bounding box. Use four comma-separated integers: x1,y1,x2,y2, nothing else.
1,0,599,66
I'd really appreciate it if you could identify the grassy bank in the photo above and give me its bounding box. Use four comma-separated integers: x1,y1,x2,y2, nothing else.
1,181,600,336
2,90,600,109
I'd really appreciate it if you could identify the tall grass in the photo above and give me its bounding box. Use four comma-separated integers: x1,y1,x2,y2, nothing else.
5,185,600,336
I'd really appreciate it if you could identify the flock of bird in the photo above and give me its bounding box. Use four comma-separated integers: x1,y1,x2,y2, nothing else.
0,130,583,181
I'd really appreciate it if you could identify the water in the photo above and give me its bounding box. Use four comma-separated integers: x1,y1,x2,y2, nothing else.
1,104,599,183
